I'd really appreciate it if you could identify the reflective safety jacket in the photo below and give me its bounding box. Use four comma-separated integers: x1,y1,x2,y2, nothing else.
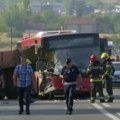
102,59,115,78
87,60,103,82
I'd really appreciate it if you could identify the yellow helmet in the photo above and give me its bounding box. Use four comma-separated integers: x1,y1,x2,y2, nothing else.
26,59,31,64
101,52,109,59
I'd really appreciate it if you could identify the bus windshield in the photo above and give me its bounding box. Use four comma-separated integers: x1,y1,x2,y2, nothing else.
43,33,100,75
43,33,99,49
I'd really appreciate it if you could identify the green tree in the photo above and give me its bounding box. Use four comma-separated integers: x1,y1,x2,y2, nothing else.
0,17,7,32
113,14,120,33
41,11,64,30
90,14,114,33
30,13,43,23
4,0,31,31
75,0,86,16
85,0,103,9
64,0,74,15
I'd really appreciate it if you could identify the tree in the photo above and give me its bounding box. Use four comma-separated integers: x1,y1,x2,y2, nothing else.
85,0,103,9
89,14,114,33
64,0,75,15
113,13,120,33
41,11,64,30
3,0,31,31
0,17,7,32
75,0,86,16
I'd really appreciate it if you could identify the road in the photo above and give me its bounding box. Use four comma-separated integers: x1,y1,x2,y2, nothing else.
0,88,120,120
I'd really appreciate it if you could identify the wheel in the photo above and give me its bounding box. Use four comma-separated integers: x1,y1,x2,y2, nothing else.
0,89,5,100
48,92,54,100
6,86,18,99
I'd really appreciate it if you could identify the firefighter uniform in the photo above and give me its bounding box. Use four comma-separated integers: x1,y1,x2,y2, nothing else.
87,54,105,103
101,52,114,102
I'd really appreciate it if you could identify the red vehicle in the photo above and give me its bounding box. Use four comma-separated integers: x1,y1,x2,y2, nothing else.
17,30,102,99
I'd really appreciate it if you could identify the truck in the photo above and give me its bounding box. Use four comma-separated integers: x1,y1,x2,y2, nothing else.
0,50,20,99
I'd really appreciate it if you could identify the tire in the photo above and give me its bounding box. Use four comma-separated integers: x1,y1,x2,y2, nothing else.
0,89,5,100
6,86,18,99
48,92,54,100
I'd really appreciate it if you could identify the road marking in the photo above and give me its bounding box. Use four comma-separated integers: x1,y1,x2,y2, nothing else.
92,103,120,120
117,113,120,116
101,103,111,108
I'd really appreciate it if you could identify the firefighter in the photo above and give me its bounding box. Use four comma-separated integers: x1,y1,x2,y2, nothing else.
60,58,82,115
115,55,120,61
87,54,105,103
26,59,32,64
101,52,114,103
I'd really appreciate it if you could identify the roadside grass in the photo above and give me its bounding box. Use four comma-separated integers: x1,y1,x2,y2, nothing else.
0,32,34,51
0,33,21,51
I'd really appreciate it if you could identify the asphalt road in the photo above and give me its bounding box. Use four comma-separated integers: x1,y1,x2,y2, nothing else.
0,88,120,120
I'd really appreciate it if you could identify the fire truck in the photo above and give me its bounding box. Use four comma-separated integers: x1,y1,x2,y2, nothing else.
0,30,109,99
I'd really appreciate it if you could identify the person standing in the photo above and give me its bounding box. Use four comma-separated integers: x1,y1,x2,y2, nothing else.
87,54,105,103
13,56,34,115
60,58,82,115
101,52,114,102
115,55,120,61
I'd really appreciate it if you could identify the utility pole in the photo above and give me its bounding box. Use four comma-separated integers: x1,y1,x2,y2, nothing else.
28,28,30,37
10,27,12,51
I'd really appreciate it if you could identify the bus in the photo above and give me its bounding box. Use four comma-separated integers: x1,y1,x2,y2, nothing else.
17,31,101,99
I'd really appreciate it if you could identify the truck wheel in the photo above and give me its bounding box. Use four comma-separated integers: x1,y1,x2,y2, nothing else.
6,86,18,99
48,92,54,100
0,90,5,100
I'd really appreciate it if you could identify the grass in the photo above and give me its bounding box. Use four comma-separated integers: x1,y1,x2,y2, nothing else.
0,32,35,51
0,33,22,51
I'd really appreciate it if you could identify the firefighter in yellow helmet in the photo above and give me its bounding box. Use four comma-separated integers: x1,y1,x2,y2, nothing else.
26,59,32,65
101,52,115,102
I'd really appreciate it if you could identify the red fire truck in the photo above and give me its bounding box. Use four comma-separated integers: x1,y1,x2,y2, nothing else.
16,30,104,99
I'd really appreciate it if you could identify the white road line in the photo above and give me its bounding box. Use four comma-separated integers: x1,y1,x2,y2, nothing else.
117,113,120,116
101,103,111,108
93,103,120,120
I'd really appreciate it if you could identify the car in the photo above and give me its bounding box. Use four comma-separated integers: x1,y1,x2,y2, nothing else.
112,61,120,87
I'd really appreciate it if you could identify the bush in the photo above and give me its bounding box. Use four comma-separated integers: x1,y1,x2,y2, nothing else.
7,31,23,38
